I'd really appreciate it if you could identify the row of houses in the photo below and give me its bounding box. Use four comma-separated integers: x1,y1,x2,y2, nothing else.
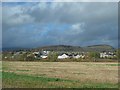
3,50,117,60
32,51,86,59
57,54,85,59
100,52,116,58
32,51,116,59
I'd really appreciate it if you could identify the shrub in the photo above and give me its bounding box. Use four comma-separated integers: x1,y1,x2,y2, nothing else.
48,52,58,62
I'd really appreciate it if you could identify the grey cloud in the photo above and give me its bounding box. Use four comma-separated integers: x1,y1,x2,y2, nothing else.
31,2,117,24
2,2,118,48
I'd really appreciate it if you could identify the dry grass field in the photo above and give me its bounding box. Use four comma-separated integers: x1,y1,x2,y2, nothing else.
2,61,119,88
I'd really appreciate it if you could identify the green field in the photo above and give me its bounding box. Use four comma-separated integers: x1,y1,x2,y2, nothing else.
2,61,119,88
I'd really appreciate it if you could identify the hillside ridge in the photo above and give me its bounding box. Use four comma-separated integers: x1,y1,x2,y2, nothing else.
3,44,115,52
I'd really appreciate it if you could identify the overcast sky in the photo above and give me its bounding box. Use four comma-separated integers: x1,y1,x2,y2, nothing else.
2,2,118,48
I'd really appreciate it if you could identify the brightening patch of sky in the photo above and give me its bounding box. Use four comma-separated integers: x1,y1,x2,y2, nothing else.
2,2,118,48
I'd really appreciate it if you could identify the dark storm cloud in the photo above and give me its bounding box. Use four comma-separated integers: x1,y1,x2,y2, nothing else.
2,2,118,48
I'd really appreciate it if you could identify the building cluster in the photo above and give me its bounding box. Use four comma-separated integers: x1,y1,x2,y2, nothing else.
32,51,50,59
57,53,85,59
2,50,117,60
100,52,116,58
27,51,85,59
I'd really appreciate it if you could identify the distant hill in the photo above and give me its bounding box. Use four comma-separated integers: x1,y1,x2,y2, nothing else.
34,44,115,52
3,44,115,52
83,44,115,52
34,45,84,52
2,47,31,52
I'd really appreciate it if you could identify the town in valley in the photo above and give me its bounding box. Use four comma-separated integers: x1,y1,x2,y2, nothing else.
2,45,119,61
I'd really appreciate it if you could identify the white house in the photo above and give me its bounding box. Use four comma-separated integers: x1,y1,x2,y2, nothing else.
73,55,81,59
42,51,50,55
4,56,7,59
73,54,85,59
81,55,85,59
100,52,116,58
100,52,108,58
41,55,48,59
33,52,39,55
58,54,69,59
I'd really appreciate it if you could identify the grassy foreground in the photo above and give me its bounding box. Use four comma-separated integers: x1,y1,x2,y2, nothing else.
2,71,118,88
2,61,119,88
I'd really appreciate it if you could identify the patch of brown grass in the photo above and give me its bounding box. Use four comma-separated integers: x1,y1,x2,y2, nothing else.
2,61,118,84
